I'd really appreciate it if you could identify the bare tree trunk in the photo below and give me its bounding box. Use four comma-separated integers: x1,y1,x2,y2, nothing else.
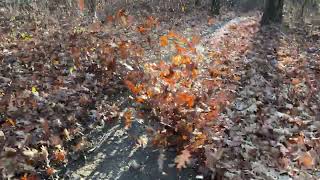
195,0,200,7
300,0,308,18
211,0,220,15
261,0,284,25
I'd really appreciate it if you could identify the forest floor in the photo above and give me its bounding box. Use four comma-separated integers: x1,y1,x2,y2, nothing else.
0,5,320,180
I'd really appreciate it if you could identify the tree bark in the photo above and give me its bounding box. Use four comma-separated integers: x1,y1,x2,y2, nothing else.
261,0,284,25
195,0,201,7
211,0,220,15
300,0,308,19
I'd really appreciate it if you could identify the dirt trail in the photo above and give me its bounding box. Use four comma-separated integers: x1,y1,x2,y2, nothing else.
61,15,259,180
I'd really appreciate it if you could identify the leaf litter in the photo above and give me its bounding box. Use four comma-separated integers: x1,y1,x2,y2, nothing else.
0,3,320,180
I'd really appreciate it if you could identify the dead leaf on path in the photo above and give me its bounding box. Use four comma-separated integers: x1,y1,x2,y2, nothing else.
63,128,71,141
291,78,301,85
208,18,215,25
136,135,148,148
160,35,168,47
46,167,56,176
174,149,191,169
5,118,16,126
288,133,305,145
53,149,66,163
22,148,39,160
175,92,195,108
298,151,314,168
40,118,50,137
124,110,133,129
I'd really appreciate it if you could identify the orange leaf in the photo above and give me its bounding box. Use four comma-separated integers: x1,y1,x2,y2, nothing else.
160,35,168,47
146,88,154,98
168,31,178,38
233,75,241,81
119,41,129,59
174,149,191,169
136,97,145,103
172,55,182,66
124,110,133,129
21,174,28,180
172,55,191,66
192,69,198,78
46,167,56,176
205,109,219,120
298,152,314,168
175,43,187,54
288,133,305,145
20,174,38,180
124,80,135,92
107,15,114,23
228,24,237,30
191,133,207,149
137,26,147,34
176,92,195,107
6,118,16,126
291,78,301,85
162,72,180,85
54,150,66,162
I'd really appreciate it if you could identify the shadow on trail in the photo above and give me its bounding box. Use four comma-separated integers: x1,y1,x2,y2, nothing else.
63,118,197,180
221,25,285,178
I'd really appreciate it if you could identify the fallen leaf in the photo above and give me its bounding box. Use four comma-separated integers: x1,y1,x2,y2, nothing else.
63,129,71,141
160,35,168,47
174,149,191,169
291,78,301,85
5,118,16,126
176,92,195,107
40,118,50,137
46,167,56,176
136,135,148,148
298,151,314,168
124,110,133,129
208,18,215,25
53,149,66,162
22,148,39,160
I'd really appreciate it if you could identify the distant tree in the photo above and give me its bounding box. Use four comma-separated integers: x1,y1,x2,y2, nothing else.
300,0,308,18
261,0,284,25
195,0,201,6
211,0,220,15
